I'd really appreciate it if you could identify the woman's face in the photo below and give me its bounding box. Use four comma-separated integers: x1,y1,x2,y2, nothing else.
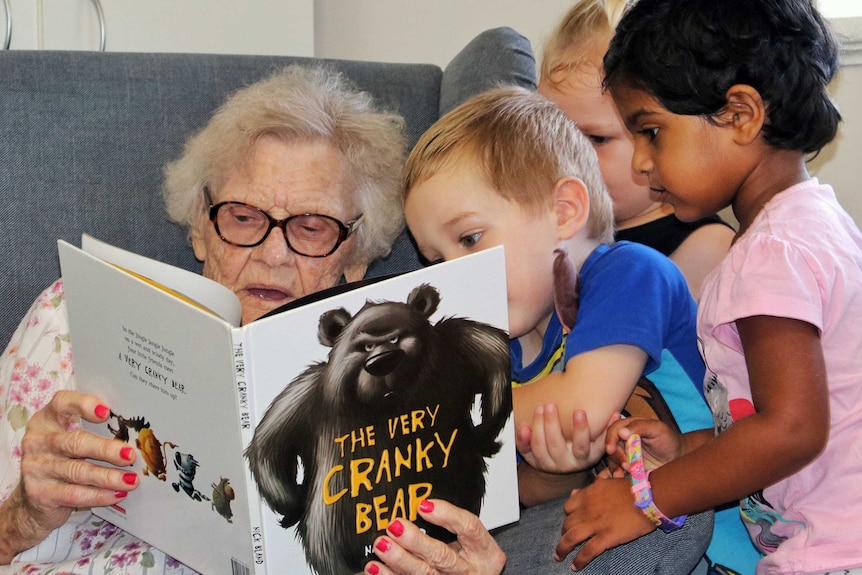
191,136,364,324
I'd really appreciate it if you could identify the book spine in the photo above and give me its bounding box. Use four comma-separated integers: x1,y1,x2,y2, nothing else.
232,328,268,575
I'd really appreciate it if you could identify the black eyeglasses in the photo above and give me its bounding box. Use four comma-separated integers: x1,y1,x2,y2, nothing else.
204,187,363,258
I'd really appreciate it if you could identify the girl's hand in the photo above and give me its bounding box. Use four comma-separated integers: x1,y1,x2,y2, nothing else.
364,499,505,575
6,390,137,556
555,477,655,570
516,405,618,474
604,417,683,473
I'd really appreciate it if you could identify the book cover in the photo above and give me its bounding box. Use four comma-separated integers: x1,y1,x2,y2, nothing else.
59,236,518,575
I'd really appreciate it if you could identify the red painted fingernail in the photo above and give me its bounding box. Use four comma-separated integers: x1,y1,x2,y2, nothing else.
375,538,391,553
95,404,110,419
389,520,404,537
120,446,134,461
367,564,380,575
122,473,137,485
114,491,128,498
419,499,434,513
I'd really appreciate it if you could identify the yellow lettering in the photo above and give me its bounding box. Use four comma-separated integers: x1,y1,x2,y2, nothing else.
375,448,392,485
394,444,412,477
426,404,440,427
409,484,433,521
350,458,374,497
435,429,458,468
356,502,372,534
415,438,434,471
391,485,407,522
373,494,390,531
350,426,375,452
323,465,346,505
333,434,349,458
410,409,425,431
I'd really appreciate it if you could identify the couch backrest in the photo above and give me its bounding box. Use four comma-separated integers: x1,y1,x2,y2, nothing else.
0,27,535,347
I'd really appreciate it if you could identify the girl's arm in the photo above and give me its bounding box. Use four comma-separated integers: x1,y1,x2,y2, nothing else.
652,315,828,515
558,315,829,569
513,344,647,441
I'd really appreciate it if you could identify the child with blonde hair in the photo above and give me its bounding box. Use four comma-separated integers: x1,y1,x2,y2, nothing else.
539,0,734,298
557,1,862,574
393,85,714,574
536,2,759,573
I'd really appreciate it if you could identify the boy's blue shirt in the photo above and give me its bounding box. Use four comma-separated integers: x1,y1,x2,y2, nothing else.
511,241,704,399
510,241,761,574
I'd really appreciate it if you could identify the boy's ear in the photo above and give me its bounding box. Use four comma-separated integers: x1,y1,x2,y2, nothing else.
553,177,590,240
722,84,766,145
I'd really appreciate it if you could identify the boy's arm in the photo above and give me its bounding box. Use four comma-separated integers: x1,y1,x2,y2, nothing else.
513,343,648,441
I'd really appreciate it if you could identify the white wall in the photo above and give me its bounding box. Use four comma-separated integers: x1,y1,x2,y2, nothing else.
819,0,862,19
316,3,862,227
808,17,862,226
314,0,572,69
5,0,313,55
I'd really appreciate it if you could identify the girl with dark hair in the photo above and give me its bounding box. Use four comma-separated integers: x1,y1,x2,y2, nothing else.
559,1,862,574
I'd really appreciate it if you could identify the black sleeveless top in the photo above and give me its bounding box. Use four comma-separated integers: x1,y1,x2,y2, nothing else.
614,214,734,257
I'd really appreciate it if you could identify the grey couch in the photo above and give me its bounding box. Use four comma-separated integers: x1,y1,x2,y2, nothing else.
0,28,536,348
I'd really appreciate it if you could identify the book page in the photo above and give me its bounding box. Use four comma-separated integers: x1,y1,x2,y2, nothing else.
81,234,241,326
241,247,518,575
59,241,256,575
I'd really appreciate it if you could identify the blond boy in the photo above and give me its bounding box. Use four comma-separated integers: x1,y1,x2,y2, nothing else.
401,87,714,572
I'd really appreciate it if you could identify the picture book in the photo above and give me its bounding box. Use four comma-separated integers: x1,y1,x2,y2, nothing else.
58,235,518,575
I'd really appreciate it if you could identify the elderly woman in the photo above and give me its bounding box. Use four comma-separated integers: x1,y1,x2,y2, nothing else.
0,65,405,574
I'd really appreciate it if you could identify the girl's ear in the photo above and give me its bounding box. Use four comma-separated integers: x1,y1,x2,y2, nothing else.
553,177,590,240
723,84,766,145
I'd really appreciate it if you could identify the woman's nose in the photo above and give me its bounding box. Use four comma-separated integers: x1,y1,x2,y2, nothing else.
254,226,296,266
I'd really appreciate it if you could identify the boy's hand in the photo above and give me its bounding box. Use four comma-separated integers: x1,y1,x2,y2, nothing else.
555,477,655,569
516,405,617,474
604,417,683,473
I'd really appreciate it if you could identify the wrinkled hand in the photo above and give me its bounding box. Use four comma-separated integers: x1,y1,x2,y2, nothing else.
517,405,618,474
11,390,137,545
364,499,505,575
556,477,655,570
604,417,683,474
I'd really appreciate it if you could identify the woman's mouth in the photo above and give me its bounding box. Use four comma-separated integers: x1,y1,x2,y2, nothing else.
246,287,291,302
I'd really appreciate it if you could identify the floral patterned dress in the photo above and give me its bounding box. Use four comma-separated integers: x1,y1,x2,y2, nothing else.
0,281,196,575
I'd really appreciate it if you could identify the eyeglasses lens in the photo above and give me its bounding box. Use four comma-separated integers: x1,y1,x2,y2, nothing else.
215,203,343,256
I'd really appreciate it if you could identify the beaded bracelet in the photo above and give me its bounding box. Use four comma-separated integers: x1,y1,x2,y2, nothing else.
626,433,687,533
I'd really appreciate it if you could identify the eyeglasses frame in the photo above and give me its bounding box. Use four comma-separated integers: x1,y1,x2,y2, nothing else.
203,186,363,258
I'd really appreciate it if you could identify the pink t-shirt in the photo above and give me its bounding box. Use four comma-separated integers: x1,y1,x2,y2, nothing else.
699,180,862,575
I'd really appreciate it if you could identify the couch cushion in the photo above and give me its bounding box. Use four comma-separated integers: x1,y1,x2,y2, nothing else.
440,26,537,116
